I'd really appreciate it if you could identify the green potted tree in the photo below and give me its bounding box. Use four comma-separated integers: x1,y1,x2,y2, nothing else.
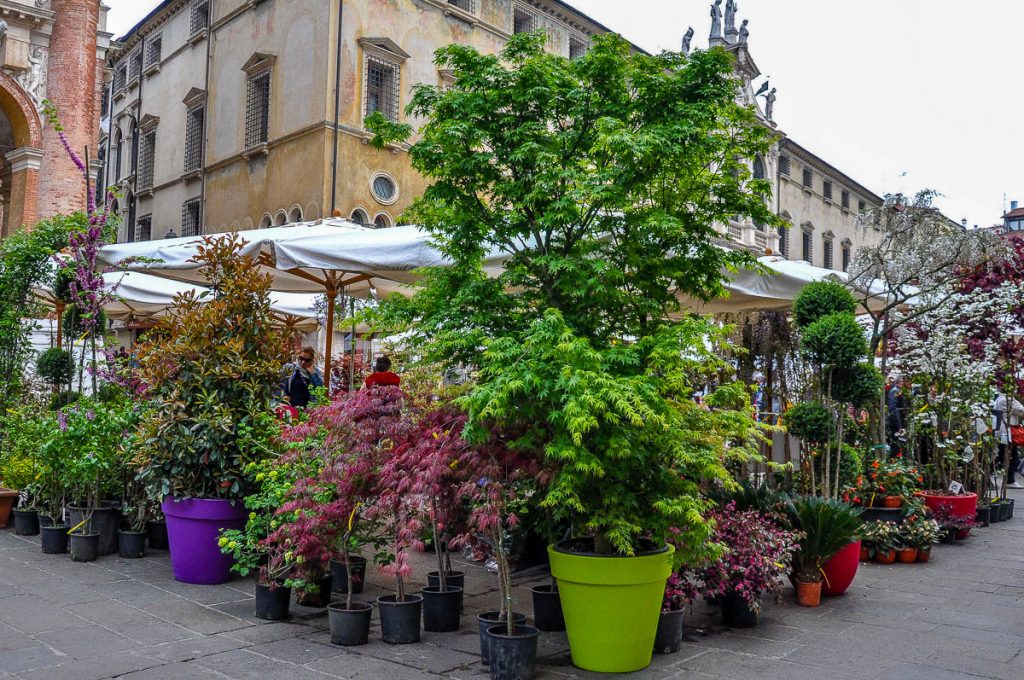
136,235,287,584
368,30,779,674
1,406,49,535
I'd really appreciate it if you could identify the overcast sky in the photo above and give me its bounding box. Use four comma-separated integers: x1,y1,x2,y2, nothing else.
104,0,1023,227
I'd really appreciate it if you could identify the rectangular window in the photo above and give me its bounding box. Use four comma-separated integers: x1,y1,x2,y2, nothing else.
135,215,152,242
514,7,538,34
113,65,127,93
824,240,834,270
778,226,788,257
823,180,833,200
842,246,851,272
802,168,813,189
569,35,589,59
841,190,850,209
184,105,205,172
364,56,399,123
129,50,143,82
858,199,866,212
182,197,202,237
447,0,476,11
138,130,156,190
146,36,162,68
190,0,210,35
778,155,790,176
802,231,812,263
245,71,271,148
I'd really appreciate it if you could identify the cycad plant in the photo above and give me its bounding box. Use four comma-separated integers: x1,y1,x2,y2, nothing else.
786,495,863,582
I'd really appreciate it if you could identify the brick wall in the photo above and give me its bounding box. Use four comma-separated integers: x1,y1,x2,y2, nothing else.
37,0,101,219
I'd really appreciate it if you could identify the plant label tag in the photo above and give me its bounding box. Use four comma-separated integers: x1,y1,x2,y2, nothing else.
949,481,964,495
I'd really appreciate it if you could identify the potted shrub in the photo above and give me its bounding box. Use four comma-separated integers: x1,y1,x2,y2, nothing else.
787,495,864,603
367,27,779,675
136,235,287,585
37,416,72,554
1,406,50,533
654,573,695,655
692,503,800,627
862,521,899,564
902,512,941,563
327,509,373,646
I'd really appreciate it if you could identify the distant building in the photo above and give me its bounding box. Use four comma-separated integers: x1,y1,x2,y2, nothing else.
1002,200,1024,240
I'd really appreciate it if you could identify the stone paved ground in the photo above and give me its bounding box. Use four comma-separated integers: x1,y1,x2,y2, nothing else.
2,492,1023,680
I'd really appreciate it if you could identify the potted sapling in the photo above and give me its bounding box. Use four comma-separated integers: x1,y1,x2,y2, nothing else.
220,520,295,621
328,507,374,646
654,573,696,655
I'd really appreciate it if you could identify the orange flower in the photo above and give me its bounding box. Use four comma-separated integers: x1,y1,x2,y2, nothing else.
871,460,880,469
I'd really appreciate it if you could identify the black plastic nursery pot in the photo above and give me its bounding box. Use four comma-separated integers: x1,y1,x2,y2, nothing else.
1008,498,1015,519
477,611,528,666
70,532,100,563
254,583,292,621
331,556,367,594
40,525,69,554
976,505,991,527
989,501,1003,523
486,624,540,680
118,530,147,559
720,594,758,628
12,508,40,536
421,586,463,632
66,505,120,556
653,608,686,654
146,520,169,550
427,570,466,611
328,603,373,646
999,501,1010,522
378,594,423,644
296,575,334,608
38,514,54,528
530,585,565,632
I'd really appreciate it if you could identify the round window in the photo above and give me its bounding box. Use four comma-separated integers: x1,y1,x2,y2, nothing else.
371,174,398,204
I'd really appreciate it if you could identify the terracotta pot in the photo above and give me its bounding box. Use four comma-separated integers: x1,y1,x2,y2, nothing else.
916,547,931,563
0,488,18,529
859,546,870,562
875,549,896,565
795,580,821,607
882,496,902,508
897,548,918,563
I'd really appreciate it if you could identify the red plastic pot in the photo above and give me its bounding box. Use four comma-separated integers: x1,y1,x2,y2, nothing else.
821,540,861,596
920,492,978,522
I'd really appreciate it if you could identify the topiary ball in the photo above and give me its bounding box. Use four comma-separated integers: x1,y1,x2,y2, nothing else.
793,281,857,328
833,362,884,408
783,401,834,443
800,313,866,368
36,348,73,387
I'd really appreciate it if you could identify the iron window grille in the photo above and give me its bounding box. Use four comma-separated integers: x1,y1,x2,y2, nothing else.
448,0,476,12
372,175,397,203
802,168,813,189
129,50,143,82
514,7,538,33
778,226,788,257
842,246,851,272
138,131,156,190
364,56,399,123
823,180,833,200
779,155,790,176
182,197,202,237
351,208,369,225
801,230,812,262
146,36,162,68
113,65,127,93
823,239,834,269
569,35,589,59
185,105,205,172
190,0,210,35
135,215,152,242
245,71,271,148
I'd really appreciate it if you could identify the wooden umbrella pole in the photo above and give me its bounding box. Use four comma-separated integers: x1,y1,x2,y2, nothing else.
350,295,356,391
56,300,65,350
324,283,337,393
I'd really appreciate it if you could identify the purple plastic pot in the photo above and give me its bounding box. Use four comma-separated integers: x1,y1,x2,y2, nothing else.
162,497,247,585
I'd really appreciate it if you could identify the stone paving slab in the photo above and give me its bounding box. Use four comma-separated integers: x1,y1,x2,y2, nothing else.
2,490,1024,679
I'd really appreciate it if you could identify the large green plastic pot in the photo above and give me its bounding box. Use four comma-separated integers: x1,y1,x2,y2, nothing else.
549,540,674,673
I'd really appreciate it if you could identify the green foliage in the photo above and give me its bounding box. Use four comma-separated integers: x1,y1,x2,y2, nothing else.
786,495,863,580
49,390,79,411
0,213,86,414
368,34,779,559
792,282,857,328
0,406,49,496
783,401,833,443
62,305,107,341
135,235,288,500
832,363,884,407
801,313,867,368
36,348,73,387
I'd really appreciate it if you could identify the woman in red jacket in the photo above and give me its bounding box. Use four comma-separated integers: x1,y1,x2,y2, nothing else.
364,355,401,388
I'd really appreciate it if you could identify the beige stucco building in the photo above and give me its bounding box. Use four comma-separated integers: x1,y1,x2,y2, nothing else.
103,0,615,242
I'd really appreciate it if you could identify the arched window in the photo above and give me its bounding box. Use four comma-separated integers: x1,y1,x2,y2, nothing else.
259,213,273,228
351,208,369,225
129,121,140,178
752,156,765,180
373,212,392,229
288,205,303,223
274,210,287,226
113,130,123,182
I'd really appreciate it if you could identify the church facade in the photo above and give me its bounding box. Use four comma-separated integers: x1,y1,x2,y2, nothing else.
0,0,112,236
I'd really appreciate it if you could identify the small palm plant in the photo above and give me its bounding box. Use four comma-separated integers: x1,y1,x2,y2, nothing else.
786,495,864,584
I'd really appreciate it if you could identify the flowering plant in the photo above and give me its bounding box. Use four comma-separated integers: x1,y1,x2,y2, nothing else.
663,573,698,613
899,513,942,549
929,505,978,532
861,521,899,556
692,503,800,611
864,456,922,501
